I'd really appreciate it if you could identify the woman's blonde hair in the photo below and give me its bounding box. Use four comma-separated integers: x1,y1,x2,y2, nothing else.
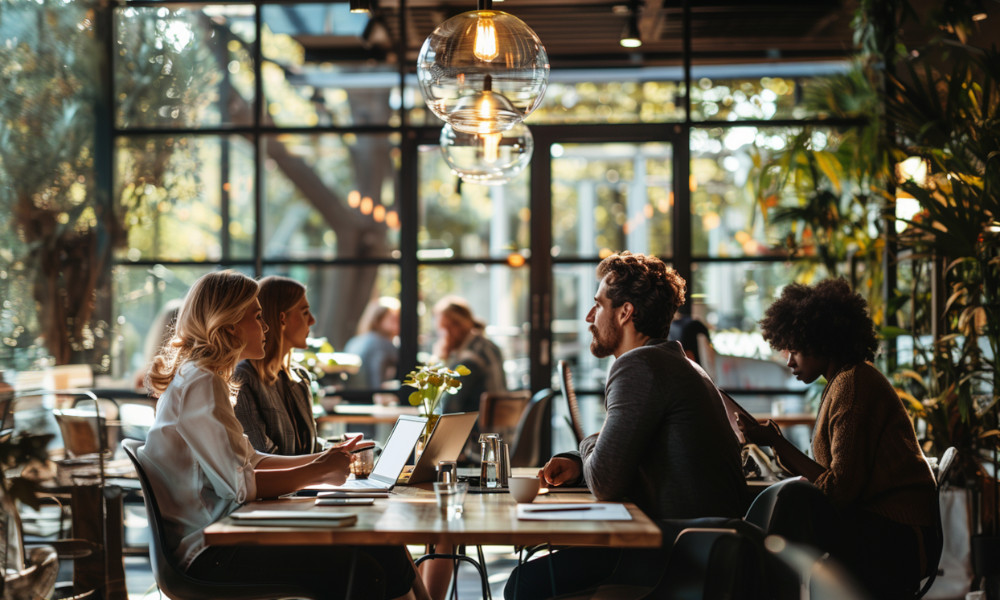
146,271,260,396
250,275,307,385
355,297,401,338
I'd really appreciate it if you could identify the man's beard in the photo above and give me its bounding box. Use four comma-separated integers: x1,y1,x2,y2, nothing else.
589,320,622,358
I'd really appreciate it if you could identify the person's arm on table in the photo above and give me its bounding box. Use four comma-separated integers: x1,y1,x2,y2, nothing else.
581,355,664,500
737,414,825,481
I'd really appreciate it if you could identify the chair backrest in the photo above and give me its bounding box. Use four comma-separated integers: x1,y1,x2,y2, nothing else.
53,408,107,458
120,439,314,600
653,527,765,600
915,445,958,600
510,388,555,468
557,360,585,445
744,477,841,555
479,390,531,442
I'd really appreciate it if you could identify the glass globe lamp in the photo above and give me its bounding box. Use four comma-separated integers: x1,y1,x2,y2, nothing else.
417,9,549,128
439,122,534,186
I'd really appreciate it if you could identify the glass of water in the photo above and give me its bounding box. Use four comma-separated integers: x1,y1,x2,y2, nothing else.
433,481,469,520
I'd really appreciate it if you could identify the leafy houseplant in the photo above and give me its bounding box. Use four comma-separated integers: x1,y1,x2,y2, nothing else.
403,363,470,444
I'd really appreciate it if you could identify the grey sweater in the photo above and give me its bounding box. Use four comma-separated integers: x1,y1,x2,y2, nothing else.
569,339,749,520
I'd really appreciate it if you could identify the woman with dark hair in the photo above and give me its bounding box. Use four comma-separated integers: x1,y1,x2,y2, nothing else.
233,275,321,455
345,297,401,389
740,278,936,599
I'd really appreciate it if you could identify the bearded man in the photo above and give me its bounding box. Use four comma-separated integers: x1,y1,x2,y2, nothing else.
504,251,748,600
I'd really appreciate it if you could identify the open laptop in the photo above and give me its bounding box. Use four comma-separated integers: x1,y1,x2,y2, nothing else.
311,414,427,493
400,412,478,485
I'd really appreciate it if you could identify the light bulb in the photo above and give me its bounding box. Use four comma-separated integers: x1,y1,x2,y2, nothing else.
481,132,501,164
474,14,499,62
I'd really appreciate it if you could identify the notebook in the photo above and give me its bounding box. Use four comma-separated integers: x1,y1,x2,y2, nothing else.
402,412,478,485
719,390,756,446
308,414,427,493
229,510,358,528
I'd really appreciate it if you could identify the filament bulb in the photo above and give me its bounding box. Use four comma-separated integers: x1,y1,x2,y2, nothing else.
481,132,501,164
474,15,499,62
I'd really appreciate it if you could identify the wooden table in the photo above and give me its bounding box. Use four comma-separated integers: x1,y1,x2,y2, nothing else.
317,404,420,426
751,413,816,427
204,485,661,550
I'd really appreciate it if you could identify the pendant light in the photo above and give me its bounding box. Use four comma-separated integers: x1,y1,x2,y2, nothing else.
417,0,549,130
439,121,534,185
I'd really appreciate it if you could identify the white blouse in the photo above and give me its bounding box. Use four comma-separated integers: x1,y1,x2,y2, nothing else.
138,363,265,569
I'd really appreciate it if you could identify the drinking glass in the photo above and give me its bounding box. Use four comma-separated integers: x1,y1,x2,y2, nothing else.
433,481,469,520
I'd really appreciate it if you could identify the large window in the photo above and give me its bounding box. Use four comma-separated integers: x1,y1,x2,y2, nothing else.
3,1,863,457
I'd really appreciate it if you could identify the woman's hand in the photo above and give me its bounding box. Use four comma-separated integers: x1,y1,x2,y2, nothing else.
736,413,783,447
309,446,352,486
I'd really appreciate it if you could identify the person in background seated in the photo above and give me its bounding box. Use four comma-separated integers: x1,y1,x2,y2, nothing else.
739,278,936,600
233,275,322,455
140,270,429,600
133,299,182,390
505,252,749,600
345,297,401,390
432,296,507,415
668,297,717,378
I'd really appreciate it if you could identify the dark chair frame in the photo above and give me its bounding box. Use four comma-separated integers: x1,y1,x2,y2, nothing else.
510,388,555,468
557,360,586,446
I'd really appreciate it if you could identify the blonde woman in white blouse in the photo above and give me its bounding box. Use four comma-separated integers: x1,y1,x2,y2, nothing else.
140,270,428,600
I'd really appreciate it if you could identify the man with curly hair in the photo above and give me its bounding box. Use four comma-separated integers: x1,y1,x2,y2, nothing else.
504,251,748,600
740,278,937,599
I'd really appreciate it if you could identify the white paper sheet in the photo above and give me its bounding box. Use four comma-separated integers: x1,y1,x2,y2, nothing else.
516,503,633,521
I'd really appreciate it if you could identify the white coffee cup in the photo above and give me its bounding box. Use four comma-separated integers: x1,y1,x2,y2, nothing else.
508,476,541,503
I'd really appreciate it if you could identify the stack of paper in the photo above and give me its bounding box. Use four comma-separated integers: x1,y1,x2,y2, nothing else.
517,503,632,521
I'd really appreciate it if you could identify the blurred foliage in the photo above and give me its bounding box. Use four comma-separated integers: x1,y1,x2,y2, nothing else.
747,65,887,321
856,0,1000,506
0,1,115,369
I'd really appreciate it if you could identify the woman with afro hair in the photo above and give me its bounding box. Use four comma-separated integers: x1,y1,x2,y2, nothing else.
739,278,937,599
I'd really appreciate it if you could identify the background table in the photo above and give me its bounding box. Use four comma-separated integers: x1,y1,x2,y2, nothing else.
317,404,419,426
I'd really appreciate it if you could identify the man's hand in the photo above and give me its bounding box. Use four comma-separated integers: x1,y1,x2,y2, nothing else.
538,457,582,488
736,414,783,447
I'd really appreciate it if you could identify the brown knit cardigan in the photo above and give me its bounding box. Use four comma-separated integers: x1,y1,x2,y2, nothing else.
812,362,937,527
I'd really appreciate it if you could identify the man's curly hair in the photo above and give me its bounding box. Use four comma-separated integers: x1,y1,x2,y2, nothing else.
759,278,878,364
596,251,686,339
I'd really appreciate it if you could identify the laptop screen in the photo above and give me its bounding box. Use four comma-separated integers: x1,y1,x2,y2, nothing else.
371,416,426,481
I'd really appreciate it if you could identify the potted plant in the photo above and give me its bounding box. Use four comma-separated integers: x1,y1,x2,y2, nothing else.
857,0,999,594
403,363,470,450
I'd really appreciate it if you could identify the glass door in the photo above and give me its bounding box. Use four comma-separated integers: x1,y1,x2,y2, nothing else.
536,135,677,453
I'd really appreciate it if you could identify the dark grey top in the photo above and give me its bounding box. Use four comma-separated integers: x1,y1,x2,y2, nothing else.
344,332,398,389
566,339,749,521
233,360,320,456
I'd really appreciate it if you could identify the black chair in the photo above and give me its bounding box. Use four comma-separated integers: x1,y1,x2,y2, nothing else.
510,388,555,468
744,477,841,554
649,527,765,600
557,360,586,446
121,439,317,600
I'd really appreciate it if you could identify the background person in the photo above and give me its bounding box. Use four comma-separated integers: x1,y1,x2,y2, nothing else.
738,278,937,599
432,296,507,415
233,275,322,455
345,296,401,390
506,252,748,600
140,270,428,600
